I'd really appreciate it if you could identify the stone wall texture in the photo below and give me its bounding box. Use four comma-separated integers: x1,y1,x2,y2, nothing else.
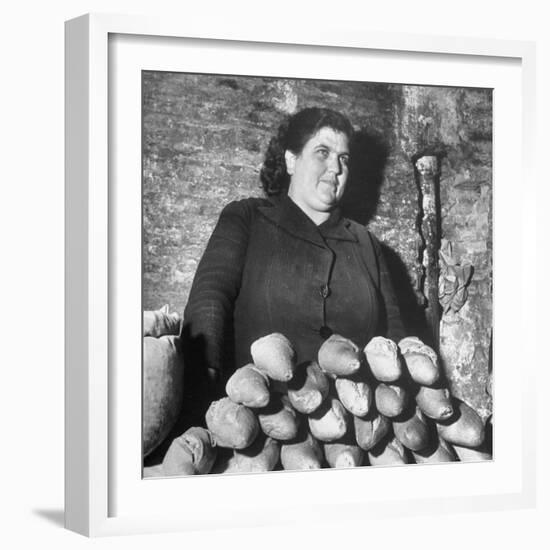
143,72,493,419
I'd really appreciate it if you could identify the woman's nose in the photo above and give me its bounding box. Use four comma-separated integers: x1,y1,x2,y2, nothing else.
327,154,341,175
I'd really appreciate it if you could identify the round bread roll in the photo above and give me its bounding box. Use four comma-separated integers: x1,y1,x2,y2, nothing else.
205,397,259,449
225,364,270,408
250,333,296,382
318,334,363,377
364,336,402,382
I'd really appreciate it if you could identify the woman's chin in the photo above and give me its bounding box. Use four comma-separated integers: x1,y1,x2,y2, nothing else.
318,196,340,210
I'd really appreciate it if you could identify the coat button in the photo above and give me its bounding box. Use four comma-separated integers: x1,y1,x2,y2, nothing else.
319,284,331,299
319,325,333,339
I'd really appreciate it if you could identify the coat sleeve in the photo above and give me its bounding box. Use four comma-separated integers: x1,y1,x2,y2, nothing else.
181,200,253,391
369,233,407,343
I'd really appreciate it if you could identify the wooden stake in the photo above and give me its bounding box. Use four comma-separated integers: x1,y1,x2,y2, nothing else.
414,155,441,349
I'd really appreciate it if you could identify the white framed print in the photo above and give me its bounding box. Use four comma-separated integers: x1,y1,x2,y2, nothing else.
65,12,537,537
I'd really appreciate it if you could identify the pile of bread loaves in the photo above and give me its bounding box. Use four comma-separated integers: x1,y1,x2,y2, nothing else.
145,329,492,477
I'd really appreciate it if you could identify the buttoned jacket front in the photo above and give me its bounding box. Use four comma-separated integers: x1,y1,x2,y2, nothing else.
183,195,404,379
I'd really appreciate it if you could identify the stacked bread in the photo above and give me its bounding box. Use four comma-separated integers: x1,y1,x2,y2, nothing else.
151,332,491,477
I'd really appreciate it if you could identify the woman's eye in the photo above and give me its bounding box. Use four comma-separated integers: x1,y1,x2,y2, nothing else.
317,149,329,158
340,155,350,166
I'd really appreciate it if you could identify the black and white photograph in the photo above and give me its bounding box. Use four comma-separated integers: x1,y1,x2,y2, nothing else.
141,72,493,477
4,0,544,544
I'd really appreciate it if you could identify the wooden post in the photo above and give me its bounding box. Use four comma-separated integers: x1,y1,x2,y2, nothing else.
414,155,442,349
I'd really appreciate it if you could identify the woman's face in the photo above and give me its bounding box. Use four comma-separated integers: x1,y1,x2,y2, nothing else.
285,127,350,220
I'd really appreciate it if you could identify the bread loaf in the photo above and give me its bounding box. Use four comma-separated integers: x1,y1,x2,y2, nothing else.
415,385,454,421
225,364,270,408
250,333,296,382
205,397,259,449
437,398,485,448
335,376,372,417
324,440,364,469
452,443,492,462
318,334,362,377
412,436,457,463
354,411,391,451
364,337,402,382
308,397,348,442
287,361,329,414
258,395,300,441
368,436,408,466
398,337,440,386
224,436,280,473
280,430,323,470
162,427,217,476
374,383,408,417
392,407,431,451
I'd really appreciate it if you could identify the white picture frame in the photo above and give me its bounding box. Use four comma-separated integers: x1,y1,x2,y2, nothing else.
65,12,537,537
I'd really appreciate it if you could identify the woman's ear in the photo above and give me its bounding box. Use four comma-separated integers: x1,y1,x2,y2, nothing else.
284,150,296,176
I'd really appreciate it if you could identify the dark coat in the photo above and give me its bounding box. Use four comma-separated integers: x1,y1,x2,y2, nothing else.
182,195,405,386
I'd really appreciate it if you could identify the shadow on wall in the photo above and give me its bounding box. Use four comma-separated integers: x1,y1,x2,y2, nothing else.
341,129,388,226
380,243,432,347
342,129,432,347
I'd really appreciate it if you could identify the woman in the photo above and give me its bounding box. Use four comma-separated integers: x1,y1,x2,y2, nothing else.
182,107,405,398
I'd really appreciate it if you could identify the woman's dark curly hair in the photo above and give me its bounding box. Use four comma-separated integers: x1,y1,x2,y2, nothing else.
260,107,354,196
